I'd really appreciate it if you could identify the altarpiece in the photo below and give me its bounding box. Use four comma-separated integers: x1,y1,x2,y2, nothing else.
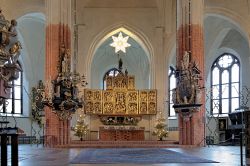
84,73,157,116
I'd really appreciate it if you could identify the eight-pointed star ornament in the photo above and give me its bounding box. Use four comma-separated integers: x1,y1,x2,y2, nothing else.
110,32,131,53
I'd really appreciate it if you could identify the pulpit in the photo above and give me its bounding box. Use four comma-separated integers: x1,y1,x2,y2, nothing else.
99,126,144,141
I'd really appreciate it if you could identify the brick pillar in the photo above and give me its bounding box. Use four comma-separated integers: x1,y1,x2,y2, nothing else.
176,0,205,146
45,0,72,146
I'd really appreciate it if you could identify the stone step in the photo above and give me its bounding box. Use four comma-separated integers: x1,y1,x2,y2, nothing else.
55,140,200,148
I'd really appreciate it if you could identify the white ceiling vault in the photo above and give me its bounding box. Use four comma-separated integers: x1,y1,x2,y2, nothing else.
17,12,45,87
91,31,150,89
204,14,250,87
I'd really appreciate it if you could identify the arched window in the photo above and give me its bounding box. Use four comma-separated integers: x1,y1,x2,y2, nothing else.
211,53,240,115
1,63,23,114
103,68,120,90
168,66,176,117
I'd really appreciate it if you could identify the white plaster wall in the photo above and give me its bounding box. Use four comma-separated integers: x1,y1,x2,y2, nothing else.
205,0,249,19
90,32,150,89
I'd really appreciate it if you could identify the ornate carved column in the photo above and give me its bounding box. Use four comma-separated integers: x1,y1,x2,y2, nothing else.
176,0,205,146
45,0,72,146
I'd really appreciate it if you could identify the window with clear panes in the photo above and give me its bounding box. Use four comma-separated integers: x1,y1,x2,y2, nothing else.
211,53,240,115
168,66,176,117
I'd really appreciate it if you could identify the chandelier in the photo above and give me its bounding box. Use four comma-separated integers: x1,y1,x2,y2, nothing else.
0,9,22,101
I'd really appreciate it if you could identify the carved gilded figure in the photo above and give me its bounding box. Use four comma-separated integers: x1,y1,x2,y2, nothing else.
85,90,92,100
128,76,135,89
127,103,137,114
140,91,147,102
148,91,156,101
83,70,157,115
139,102,147,114
128,91,137,102
85,102,93,114
105,76,113,90
148,102,156,114
93,91,101,101
93,102,102,114
104,102,114,114
115,92,126,113
104,91,113,101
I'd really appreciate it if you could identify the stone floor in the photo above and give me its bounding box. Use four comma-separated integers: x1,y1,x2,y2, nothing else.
1,145,245,166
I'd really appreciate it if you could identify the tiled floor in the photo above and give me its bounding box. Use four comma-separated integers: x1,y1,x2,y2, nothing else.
2,145,245,166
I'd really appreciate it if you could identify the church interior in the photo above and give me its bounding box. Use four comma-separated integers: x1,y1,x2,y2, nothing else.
0,0,249,165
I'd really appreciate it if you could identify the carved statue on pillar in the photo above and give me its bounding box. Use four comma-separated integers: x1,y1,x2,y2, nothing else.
173,51,202,120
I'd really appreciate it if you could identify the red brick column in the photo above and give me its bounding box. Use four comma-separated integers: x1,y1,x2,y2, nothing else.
177,0,205,146
45,23,71,147
190,24,205,146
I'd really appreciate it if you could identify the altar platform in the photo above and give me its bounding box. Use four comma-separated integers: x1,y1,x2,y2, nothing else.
56,140,200,148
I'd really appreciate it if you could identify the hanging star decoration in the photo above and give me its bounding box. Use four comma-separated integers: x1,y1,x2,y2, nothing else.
110,32,131,53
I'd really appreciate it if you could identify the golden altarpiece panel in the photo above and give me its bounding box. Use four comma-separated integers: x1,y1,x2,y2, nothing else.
84,73,157,116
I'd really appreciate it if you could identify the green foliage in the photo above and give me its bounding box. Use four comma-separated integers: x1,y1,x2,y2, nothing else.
152,111,168,141
73,114,89,141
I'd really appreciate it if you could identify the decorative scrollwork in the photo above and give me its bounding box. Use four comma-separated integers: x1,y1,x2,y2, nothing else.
84,72,157,116
0,9,22,99
31,80,45,127
172,51,203,119
34,44,88,120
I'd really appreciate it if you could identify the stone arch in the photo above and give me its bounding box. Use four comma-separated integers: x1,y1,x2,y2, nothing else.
86,23,155,87
16,12,45,116
204,8,250,83
166,33,176,67
16,12,45,83
205,7,249,41
1,0,45,20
